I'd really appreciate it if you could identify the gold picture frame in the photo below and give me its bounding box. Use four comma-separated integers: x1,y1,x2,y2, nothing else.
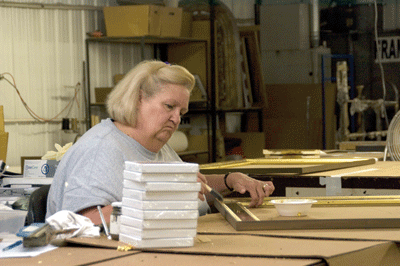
200,158,376,175
215,196,400,231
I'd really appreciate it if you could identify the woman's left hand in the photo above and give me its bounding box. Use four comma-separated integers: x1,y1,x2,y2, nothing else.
225,172,275,208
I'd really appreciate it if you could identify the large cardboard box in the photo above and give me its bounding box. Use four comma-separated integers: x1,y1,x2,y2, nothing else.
180,11,192,38
167,20,208,100
160,6,182,37
95,87,113,104
264,83,336,150
103,5,182,37
104,5,162,37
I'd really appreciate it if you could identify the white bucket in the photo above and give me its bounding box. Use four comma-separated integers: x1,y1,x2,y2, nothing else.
225,112,242,133
167,130,188,152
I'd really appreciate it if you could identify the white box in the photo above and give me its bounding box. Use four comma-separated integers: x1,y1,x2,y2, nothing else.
124,161,199,173
124,170,198,182
123,179,201,192
120,224,197,239
119,233,194,248
122,197,198,210
123,188,198,201
23,160,59,178
122,206,199,220
120,215,198,229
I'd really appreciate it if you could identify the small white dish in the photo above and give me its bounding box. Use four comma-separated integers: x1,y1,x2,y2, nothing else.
270,199,317,217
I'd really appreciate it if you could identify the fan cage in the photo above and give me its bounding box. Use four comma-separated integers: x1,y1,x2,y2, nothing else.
387,111,400,161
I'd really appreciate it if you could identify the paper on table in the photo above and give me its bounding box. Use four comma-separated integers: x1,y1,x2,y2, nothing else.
0,240,58,258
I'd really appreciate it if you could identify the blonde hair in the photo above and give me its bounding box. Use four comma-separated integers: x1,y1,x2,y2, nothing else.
106,60,195,126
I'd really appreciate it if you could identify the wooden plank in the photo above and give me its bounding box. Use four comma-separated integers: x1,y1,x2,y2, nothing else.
200,158,376,175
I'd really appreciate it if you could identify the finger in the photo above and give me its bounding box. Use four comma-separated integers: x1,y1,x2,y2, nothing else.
255,183,265,207
268,181,275,194
263,182,275,196
198,192,206,201
262,183,269,195
247,184,263,207
197,172,207,184
198,183,206,201
266,181,275,192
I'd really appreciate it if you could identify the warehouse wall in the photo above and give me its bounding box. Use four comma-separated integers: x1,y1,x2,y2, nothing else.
0,0,256,169
1,0,400,168
0,0,153,168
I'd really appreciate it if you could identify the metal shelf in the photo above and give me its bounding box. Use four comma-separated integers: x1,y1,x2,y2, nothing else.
86,36,207,44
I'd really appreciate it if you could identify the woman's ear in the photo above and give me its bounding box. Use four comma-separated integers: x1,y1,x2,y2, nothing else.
138,90,143,102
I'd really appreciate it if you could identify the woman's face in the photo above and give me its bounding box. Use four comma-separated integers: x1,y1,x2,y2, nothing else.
135,84,190,146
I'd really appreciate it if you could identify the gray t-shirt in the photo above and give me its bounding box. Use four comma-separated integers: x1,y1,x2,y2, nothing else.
46,118,210,218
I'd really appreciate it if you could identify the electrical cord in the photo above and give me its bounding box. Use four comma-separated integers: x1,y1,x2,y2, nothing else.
0,72,80,123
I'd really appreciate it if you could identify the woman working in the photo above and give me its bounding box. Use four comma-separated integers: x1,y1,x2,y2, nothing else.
46,60,274,224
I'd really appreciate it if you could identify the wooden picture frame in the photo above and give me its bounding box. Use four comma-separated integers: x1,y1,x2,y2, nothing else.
200,158,376,175
215,196,400,231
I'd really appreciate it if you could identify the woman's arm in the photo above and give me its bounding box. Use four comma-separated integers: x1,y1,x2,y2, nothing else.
202,172,275,207
78,205,113,225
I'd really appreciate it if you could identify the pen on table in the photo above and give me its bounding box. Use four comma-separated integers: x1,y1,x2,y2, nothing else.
2,240,23,252
97,205,112,240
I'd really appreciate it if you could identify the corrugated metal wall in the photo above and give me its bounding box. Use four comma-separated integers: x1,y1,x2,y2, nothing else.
0,0,152,168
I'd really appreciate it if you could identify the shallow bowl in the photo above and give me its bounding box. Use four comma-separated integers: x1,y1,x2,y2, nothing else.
270,199,317,217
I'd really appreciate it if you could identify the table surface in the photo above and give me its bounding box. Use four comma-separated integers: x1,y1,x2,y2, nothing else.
3,155,400,265
3,211,400,266
303,161,400,177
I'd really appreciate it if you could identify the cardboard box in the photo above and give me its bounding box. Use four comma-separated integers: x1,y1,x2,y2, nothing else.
104,5,162,37
95,87,113,103
180,11,192,38
0,132,8,163
23,160,59,178
103,5,183,37
167,20,208,101
113,74,125,85
160,6,182,37
264,83,336,150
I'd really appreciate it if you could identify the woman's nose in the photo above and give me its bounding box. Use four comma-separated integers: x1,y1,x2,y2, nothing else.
170,110,181,125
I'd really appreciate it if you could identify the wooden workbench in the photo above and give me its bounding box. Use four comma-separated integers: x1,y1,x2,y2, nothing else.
3,211,400,266
249,161,400,197
4,157,400,265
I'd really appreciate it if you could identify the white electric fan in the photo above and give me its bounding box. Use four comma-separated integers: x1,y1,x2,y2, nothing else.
385,110,400,161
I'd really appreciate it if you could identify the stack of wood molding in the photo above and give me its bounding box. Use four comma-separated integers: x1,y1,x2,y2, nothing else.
238,25,266,109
